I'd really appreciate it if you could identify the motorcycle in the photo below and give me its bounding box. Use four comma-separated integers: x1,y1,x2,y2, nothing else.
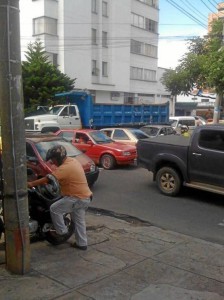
0,170,74,245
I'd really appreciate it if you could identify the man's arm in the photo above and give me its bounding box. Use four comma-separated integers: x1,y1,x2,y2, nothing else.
27,177,49,188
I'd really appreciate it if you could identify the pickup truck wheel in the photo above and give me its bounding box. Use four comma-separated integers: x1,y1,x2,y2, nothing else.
100,154,115,170
156,167,181,196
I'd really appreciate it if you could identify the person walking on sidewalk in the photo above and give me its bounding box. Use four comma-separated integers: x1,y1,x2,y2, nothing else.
27,145,92,250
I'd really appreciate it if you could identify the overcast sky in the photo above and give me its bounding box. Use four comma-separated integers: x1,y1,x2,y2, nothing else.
158,0,219,69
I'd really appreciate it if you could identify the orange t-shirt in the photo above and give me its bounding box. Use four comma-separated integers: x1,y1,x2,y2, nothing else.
52,157,92,199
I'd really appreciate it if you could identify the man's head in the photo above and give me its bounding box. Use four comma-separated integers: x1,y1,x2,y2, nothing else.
46,145,67,166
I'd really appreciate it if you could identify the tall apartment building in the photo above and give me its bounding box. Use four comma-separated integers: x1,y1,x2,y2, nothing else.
208,2,224,32
20,0,170,105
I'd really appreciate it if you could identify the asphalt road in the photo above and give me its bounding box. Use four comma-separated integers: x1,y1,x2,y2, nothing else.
90,165,224,245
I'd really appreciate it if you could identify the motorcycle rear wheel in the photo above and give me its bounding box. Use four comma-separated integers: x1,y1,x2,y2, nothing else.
45,215,73,245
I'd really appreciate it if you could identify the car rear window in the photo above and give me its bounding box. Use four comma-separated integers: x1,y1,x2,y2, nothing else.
130,129,149,139
142,127,159,136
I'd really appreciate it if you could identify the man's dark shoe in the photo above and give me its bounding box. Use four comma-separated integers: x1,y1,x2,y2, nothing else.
71,242,87,250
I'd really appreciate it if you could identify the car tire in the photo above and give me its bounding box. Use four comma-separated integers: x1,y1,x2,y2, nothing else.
100,154,116,170
156,167,181,196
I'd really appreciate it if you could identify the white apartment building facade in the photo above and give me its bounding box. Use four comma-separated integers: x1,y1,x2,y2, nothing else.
20,0,170,105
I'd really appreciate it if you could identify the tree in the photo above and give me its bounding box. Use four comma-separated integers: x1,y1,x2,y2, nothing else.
161,19,224,121
161,68,191,115
22,41,76,115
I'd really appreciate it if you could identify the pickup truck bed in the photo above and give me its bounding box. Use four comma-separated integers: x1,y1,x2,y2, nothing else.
138,135,189,173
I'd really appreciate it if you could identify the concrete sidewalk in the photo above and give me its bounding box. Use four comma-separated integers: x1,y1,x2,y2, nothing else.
1,210,224,300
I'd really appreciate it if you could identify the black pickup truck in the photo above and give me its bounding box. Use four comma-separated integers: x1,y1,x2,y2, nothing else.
137,125,224,196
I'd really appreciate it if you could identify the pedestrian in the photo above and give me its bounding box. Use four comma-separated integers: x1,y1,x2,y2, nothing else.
27,145,92,250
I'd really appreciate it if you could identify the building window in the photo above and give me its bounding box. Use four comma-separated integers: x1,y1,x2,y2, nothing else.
132,13,158,33
137,0,158,8
131,67,156,81
92,28,97,44
46,52,58,66
92,60,99,75
33,17,57,35
130,67,143,80
102,31,108,47
145,18,157,33
102,61,108,76
92,0,97,13
124,93,135,104
144,69,156,81
131,40,143,54
132,14,144,29
102,1,108,17
145,43,157,57
131,39,157,57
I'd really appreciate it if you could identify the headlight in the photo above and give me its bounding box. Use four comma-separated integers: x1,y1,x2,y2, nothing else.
90,164,96,172
122,151,131,156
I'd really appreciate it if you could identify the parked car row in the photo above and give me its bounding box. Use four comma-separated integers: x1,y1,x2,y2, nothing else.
55,129,137,170
0,119,206,194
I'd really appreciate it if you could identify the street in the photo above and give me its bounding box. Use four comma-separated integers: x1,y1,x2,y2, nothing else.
91,165,224,245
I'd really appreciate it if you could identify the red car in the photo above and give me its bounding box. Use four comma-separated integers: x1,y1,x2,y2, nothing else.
26,134,99,186
55,129,137,169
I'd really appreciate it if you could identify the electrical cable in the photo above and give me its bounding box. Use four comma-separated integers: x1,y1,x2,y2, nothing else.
182,0,209,21
210,0,218,4
207,0,219,10
165,0,207,29
200,0,216,13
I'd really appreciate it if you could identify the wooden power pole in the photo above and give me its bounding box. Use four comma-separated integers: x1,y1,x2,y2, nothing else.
0,0,30,274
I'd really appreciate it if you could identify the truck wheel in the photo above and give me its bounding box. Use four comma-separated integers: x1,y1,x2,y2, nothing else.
100,154,115,170
156,167,181,196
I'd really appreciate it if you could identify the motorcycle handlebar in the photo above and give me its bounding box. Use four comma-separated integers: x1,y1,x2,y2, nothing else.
28,186,61,202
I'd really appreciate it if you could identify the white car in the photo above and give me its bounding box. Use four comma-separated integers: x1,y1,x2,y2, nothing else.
100,128,150,146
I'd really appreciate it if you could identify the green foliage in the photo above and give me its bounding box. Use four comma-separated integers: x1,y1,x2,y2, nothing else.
161,68,191,96
22,41,76,115
161,19,224,96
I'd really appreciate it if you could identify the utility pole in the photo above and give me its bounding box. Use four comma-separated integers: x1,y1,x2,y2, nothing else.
213,93,222,124
0,0,30,274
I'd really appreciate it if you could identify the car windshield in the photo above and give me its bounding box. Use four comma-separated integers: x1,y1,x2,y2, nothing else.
129,129,150,139
49,106,64,115
170,120,177,127
143,127,159,136
89,131,113,144
35,139,82,160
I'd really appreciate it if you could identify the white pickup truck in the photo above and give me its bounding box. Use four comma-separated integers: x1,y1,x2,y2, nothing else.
24,105,82,133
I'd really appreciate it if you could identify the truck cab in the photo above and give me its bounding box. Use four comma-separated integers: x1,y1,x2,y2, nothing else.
25,105,81,133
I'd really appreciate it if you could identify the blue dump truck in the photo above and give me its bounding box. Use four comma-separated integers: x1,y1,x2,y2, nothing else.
24,90,169,133
55,90,169,129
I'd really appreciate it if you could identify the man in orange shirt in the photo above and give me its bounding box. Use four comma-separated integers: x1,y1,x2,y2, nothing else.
27,145,92,250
